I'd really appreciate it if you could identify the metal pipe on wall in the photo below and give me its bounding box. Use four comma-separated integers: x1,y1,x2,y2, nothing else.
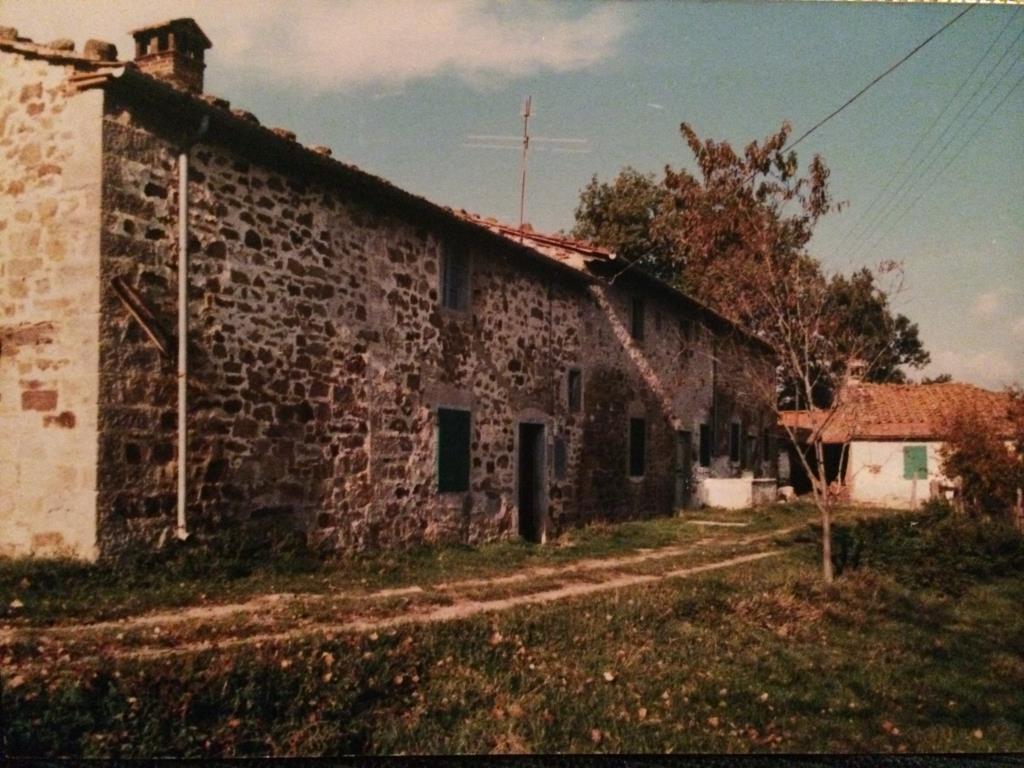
176,116,209,542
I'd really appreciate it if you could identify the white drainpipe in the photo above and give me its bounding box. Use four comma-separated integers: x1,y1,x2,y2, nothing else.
176,116,209,542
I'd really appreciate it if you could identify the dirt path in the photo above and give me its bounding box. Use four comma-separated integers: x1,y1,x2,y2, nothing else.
3,524,800,644
71,549,784,664
3,522,801,676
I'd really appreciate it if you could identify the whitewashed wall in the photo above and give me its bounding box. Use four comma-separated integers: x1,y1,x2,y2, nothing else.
846,440,946,509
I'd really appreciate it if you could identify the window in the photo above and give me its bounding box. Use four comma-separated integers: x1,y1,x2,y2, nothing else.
729,422,741,464
629,417,646,477
437,408,471,492
630,297,645,341
553,435,568,481
746,434,758,470
699,423,711,467
441,242,469,310
680,318,696,344
763,427,771,463
567,369,582,413
903,445,927,480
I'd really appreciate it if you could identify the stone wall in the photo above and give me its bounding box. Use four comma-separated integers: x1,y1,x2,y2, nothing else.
0,51,104,558
1,48,776,559
94,87,779,556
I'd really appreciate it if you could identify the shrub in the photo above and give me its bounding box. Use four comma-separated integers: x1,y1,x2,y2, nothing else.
941,387,1024,519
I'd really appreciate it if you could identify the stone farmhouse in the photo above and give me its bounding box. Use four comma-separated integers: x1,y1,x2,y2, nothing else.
781,379,1016,509
1,19,778,560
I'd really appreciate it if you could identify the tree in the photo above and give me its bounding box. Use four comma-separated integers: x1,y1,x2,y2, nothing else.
653,121,835,329
574,121,930,582
570,167,675,282
826,268,929,385
921,373,953,384
571,123,931,391
728,248,896,583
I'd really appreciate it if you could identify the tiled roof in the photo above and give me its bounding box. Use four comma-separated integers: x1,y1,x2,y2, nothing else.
450,210,612,273
780,382,1016,442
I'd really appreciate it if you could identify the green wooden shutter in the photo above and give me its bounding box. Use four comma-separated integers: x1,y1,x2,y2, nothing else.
438,408,471,492
903,445,927,480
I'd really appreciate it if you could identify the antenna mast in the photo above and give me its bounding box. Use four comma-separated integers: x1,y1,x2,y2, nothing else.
464,98,588,233
518,95,531,240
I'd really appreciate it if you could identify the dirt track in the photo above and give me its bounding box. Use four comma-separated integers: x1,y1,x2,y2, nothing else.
3,525,803,676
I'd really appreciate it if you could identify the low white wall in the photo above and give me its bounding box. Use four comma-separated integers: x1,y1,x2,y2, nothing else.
699,478,751,509
846,440,946,509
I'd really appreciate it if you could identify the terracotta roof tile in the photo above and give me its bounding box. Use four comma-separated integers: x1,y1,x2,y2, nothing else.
780,382,1015,442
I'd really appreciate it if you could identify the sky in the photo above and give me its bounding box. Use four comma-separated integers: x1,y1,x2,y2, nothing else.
4,0,1022,389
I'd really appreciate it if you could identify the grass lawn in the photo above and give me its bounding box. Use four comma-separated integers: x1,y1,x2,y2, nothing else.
1,503,815,626
3,504,1023,756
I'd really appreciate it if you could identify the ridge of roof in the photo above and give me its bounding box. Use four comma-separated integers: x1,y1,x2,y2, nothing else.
0,33,125,67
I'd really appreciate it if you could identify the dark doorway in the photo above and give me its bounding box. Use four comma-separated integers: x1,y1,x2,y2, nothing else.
518,423,545,542
788,442,848,495
675,430,694,510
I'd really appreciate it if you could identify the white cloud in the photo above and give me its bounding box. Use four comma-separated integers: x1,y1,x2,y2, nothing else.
929,348,1021,389
972,289,1004,318
646,102,664,110
1,0,629,91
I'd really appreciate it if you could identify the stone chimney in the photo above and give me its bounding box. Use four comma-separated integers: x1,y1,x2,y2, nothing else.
130,18,211,94
845,359,867,389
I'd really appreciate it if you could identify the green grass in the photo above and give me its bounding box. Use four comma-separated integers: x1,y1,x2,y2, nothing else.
4,504,1023,756
0,504,817,626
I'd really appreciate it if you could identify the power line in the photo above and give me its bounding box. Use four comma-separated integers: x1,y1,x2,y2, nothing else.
784,2,978,153
843,20,1024,262
718,3,977,204
833,8,1020,261
857,62,1024,259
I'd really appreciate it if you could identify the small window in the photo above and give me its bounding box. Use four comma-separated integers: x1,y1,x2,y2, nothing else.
567,369,582,413
903,445,927,480
441,242,469,311
630,297,645,341
553,435,568,481
629,417,646,478
437,408,471,492
746,435,757,470
763,427,771,462
699,423,711,467
729,422,741,464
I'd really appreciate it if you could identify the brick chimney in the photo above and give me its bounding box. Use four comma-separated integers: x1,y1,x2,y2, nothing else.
130,18,211,94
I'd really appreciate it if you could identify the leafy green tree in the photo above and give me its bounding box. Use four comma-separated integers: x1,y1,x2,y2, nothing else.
570,167,675,281
921,373,953,384
570,122,931,391
827,268,929,384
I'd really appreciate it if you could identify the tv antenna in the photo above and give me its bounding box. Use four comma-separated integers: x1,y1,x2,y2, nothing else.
465,96,589,239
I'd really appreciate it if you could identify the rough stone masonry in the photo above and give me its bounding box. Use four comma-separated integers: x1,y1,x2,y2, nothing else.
0,20,777,560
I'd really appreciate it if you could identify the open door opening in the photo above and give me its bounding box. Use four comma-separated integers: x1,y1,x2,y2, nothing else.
518,423,545,542
674,430,694,510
